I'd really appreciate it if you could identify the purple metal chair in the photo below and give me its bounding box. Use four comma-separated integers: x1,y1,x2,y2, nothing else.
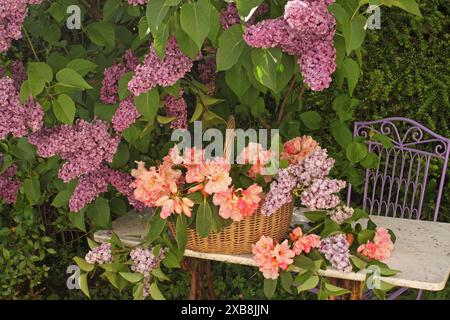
346,117,450,299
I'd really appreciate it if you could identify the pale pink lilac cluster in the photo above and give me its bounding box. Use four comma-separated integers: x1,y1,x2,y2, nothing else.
128,37,194,96
68,165,144,212
300,178,346,210
28,119,120,182
244,0,336,91
319,233,352,273
130,246,167,277
260,166,297,216
112,96,141,133
0,0,44,52
357,227,394,261
219,2,268,29
0,163,20,204
0,76,43,140
164,92,188,130
289,147,335,187
85,242,113,264
329,205,354,224
100,50,138,105
252,236,295,279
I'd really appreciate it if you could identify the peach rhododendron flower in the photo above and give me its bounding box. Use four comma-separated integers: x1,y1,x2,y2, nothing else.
237,142,272,177
186,157,232,195
131,162,169,206
252,236,295,279
357,227,394,261
213,184,263,221
281,136,318,164
155,182,194,219
289,226,303,241
292,234,321,255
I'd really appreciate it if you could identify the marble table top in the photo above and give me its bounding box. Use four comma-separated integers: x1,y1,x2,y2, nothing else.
94,208,450,291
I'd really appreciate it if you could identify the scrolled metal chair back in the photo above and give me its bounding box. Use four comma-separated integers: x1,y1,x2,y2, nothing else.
347,117,450,221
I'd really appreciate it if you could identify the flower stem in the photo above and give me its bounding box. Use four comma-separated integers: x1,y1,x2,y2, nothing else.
22,27,39,62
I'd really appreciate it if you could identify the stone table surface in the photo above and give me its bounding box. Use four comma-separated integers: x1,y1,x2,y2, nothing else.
94,208,450,291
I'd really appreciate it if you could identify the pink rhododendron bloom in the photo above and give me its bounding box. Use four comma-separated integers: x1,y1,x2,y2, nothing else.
289,226,303,241
281,135,318,165
213,184,263,221
131,162,170,207
155,182,194,219
237,142,272,177
292,234,321,255
186,157,232,195
252,236,295,279
272,240,295,270
357,227,394,261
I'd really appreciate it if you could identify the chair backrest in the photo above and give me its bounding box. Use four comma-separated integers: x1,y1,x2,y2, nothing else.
346,117,450,222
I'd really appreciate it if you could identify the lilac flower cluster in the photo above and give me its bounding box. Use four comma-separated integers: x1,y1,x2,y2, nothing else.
244,0,336,91
197,52,216,95
130,246,167,277
112,96,141,133
10,61,27,90
164,92,188,130
300,178,346,210
0,76,43,140
261,167,298,216
0,163,20,204
100,49,138,105
69,165,144,212
28,119,120,182
289,147,334,186
329,205,354,225
0,0,43,52
127,0,147,5
128,37,194,96
85,243,113,265
319,234,352,273
219,2,268,30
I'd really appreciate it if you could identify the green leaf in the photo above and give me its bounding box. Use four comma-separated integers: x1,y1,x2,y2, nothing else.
134,89,159,121
263,278,277,299
95,102,118,122
69,210,86,232
216,25,246,71
73,256,95,272
373,132,394,148
51,190,72,208
180,0,211,50
149,282,166,300
103,0,121,21
27,62,53,83
251,48,282,92
154,23,170,59
236,0,263,19
225,63,251,97
350,255,367,270
294,255,317,271
297,275,319,292
175,26,199,59
118,72,133,101
23,176,41,205
324,283,351,296
390,0,422,17
146,0,169,34
111,142,130,169
342,58,360,96
175,215,188,253
133,283,144,300
190,103,203,122
342,15,367,54
250,97,265,117
279,271,293,294
56,68,93,90
147,210,166,242
304,211,328,223
87,198,111,229
328,3,350,25
20,79,45,101
357,229,376,245
300,111,323,130
196,200,212,238
53,94,76,124
86,22,116,48
119,272,144,283
12,138,36,160
361,152,379,169
332,94,354,122
67,59,98,76
346,141,368,163
79,273,91,298
331,121,353,148
152,267,170,281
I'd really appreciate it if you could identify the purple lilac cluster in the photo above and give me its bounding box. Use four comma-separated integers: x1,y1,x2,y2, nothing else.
260,167,298,216
10,60,27,90
127,0,147,5
289,147,334,186
329,205,354,224
128,37,194,96
197,51,216,95
130,246,167,277
0,0,43,52
219,2,268,30
244,0,336,91
300,178,346,210
112,96,141,133
69,165,144,212
319,234,352,273
0,163,20,204
100,49,138,104
0,76,44,140
85,243,113,265
28,119,120,182
164,92,188,130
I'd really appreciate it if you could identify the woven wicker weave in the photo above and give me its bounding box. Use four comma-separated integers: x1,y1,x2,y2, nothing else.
167,116,293,254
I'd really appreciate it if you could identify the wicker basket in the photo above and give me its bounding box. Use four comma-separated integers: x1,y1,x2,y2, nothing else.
167,116,293,255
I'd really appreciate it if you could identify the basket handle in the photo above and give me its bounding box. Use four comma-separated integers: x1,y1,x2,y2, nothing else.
224,116,235,163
